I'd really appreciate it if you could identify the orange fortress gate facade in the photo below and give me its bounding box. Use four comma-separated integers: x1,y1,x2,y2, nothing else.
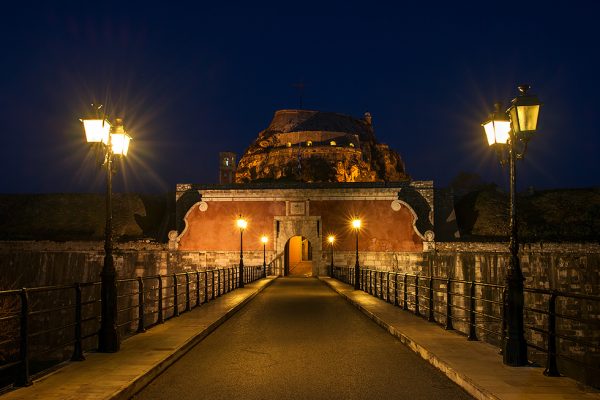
173,181,435,276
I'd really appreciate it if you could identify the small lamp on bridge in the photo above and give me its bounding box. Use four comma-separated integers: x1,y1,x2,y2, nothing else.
327,235,335,277
237,216,247,288
261,235,268,278
351,219,361,290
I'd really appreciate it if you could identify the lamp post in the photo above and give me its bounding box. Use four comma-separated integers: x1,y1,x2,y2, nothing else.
261,235,268,278
237,216,247,288
482,84,541,366
81,107,131,353
352,219,361,290
327,235,335,277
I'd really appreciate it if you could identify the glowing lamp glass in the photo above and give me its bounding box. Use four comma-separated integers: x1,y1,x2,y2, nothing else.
352,219,361,229
82,119,111,144
328,235,335,244
111,133,131,156
510,104,540,134
261,236,268,244
237,218,247,230
508,85,541,136
483,119,511,146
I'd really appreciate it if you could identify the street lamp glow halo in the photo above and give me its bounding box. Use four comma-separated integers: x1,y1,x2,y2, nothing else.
237,217,247,230
261,235,268,244
111,133,131,156
82,119,111,144
482,107,511,146
352,219,361,229
328,235,335,244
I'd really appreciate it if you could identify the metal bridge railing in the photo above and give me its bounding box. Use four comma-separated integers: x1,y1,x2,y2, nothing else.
0,265,266,389
332,266,600,386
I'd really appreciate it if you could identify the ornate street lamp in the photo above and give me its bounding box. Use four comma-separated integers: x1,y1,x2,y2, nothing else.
352,219,361,290
81,106,132,353
261,235,268,278
237,216,247,288
327,235,335,277
482,84,541,367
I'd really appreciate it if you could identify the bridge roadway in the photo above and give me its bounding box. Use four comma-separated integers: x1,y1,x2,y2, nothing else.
134,277,473,400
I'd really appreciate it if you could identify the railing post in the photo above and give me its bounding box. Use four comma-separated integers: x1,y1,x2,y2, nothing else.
212,270,216,299
172,274,179,317
204,271,209,303
225,268,229,293
217,269,221,297
468,280,478,341
428,276,435,322
196,271,201,307
394,273,399,306
157,276,164,323
415,275,420,316
72,283,85,360
501,287,507,354
369,270,373,295
445,277,453,330
386,272,390,302
137,278,146,333
403,274,408,310
371,270,375,295
16,288,31,387
544,291,560,377
379,272,384,300
185,272,191,312
374,270,377,296
361,269,365,291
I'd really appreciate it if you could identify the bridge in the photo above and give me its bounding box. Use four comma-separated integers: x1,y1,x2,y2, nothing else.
1,270,599,399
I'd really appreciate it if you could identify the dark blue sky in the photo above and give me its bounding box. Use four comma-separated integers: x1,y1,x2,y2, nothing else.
1,2,598,193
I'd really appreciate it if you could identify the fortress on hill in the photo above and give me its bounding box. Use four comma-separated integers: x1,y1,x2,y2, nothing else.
232,109,409,184
175,109,438,276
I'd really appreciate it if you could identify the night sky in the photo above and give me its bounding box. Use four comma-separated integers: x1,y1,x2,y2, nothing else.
1,2,598,194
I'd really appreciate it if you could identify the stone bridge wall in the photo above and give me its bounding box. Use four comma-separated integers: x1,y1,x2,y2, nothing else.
1,240,597,386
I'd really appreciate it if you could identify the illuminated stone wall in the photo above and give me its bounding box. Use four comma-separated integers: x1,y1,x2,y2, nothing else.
175,182,434,275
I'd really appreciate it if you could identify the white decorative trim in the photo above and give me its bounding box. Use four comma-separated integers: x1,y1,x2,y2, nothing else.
394,199,425,241
177,201,202,241
391,200,402,211
198,201,208,212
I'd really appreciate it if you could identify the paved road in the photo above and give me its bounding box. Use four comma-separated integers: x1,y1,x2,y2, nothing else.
134,278,473,400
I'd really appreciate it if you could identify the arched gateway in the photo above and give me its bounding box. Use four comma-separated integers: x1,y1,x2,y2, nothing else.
284,236,313,276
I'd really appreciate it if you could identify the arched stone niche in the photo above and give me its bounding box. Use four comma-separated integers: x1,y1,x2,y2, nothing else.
274,216,322,276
